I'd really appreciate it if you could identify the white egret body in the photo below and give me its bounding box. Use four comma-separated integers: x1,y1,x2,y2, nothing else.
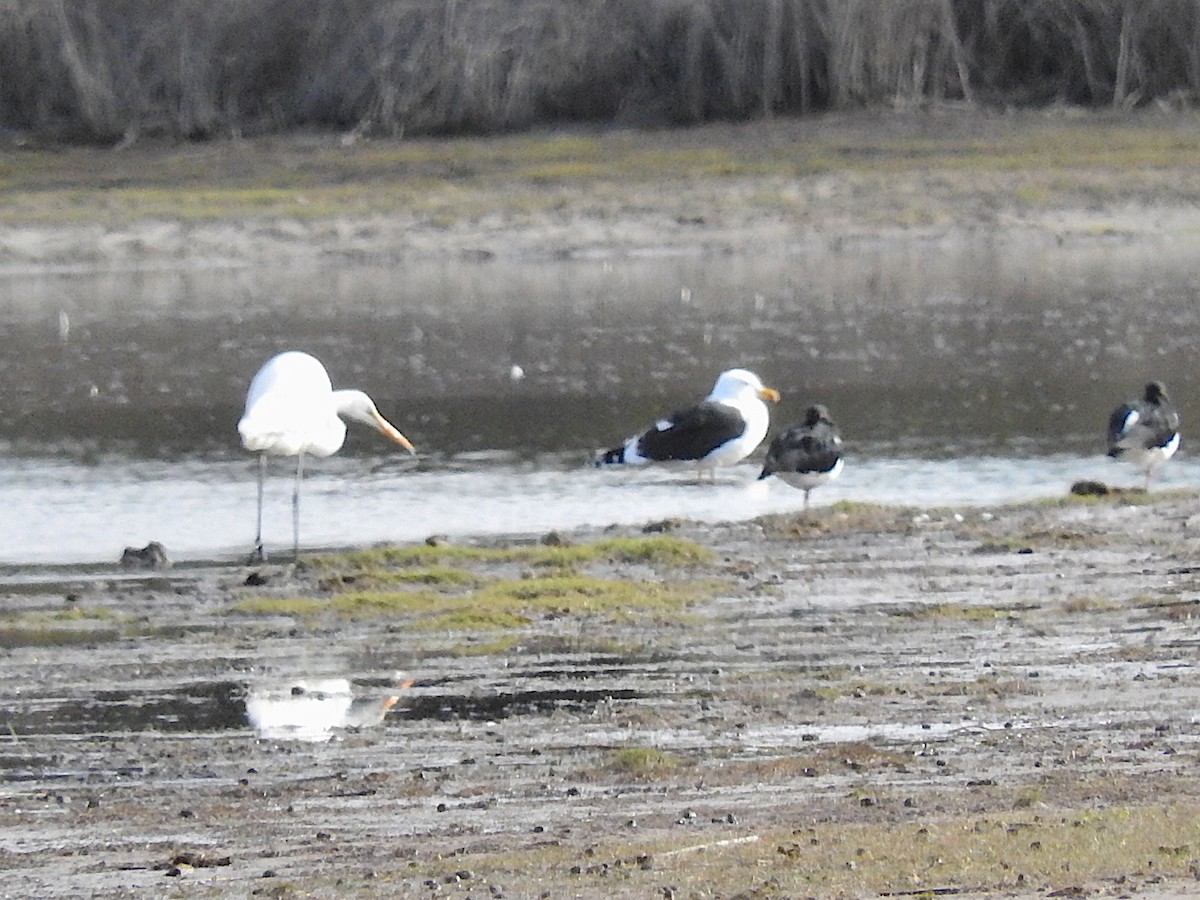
238,351,414,560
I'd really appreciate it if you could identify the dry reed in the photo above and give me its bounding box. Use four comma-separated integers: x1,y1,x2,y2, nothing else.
2,0,1200,143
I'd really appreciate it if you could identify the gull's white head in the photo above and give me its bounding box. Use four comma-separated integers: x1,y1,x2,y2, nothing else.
709,368,781,405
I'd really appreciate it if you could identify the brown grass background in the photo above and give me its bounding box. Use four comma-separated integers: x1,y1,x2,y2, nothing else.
3,0,1200,143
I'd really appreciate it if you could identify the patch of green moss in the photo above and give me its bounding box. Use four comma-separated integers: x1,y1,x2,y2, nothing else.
355,565,481,587
1062,595,1120,614
46,606,118,622
310,535,712,574
255,572,705,630
226,596,325,617
892,602,1035,621
607,746,681,778
470,574,693,617
0,626,121,648
446,634,524,656
418,609,533,632
328,590,444,617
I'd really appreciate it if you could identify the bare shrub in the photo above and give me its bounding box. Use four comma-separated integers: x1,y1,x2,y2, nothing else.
2,0,1200,142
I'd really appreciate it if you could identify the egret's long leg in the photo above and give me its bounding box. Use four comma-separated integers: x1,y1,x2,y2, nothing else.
292,452,305,561
252,453,267,562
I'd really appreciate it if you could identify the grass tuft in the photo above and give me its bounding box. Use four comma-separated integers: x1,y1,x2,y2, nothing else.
891,602,1035,621
310,535,712,573
226,596,325,617
606,746,681,778
0,626,121,648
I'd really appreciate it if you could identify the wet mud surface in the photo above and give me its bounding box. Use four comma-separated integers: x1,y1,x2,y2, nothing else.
4,491,1200,897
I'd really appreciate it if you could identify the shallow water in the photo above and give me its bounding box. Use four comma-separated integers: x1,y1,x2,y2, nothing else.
0,231,1196,565
1,450,1195,566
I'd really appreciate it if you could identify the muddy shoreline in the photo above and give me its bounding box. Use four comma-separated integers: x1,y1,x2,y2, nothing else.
3,490,1200,897
3,191,1198,276
5,111,1200,273
5,112,1200,896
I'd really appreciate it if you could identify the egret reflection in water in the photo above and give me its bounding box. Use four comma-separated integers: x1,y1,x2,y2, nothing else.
245,676,410,742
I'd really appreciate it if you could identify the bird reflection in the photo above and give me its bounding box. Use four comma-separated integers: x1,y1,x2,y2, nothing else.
245,676,411,741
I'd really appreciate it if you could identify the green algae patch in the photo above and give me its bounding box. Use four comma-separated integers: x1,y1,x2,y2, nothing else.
226,596,326,617
229,572,707,632
332,575,701,627
606,746,681,778
308,535,712,574
359,565,481,587
228,573,700,628
418,609,534,632
471,574,695,617
0,605,131,646
228,534,718,634
0,625,122,648
445,634,524,655
891,601,1037,621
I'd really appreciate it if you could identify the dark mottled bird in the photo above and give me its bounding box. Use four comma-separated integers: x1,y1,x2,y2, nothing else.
758,404,844,509
1106,381,1180,490
597,368,780,479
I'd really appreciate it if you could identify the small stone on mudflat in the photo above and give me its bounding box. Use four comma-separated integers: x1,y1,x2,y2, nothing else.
120,541,170,570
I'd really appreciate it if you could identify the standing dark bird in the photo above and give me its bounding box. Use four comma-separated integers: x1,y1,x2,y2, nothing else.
238,351,415,561
1106,380,1180,491
596,368,780,479
758,404,844,509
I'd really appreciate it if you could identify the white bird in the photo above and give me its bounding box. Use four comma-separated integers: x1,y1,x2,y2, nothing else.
596,368,780,479
238,351,415,560
245,677,410,742
1106,380,1180,491
758,404,844,509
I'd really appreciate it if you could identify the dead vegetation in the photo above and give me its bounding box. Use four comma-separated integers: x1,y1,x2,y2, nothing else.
5,0,1200,142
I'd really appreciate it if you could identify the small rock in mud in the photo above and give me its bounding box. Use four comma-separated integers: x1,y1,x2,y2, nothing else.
120,541,170,570
541,530,568,546
643,518,683,533
1069,479,1112,496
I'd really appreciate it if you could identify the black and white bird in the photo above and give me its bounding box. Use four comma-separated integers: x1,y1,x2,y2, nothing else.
1106,380,1180,490
758,404,844,509
597,368,780,478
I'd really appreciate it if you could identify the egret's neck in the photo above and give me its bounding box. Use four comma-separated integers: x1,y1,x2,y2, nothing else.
333,389,376,426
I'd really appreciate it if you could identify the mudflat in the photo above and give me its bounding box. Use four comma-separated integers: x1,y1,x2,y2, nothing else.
3,109,1200,269
3,489,1200,898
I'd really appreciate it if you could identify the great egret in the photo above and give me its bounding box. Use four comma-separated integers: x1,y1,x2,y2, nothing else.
238,351,415,560
758,404,844,509
596,368,780,479
1107,380,1180,491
